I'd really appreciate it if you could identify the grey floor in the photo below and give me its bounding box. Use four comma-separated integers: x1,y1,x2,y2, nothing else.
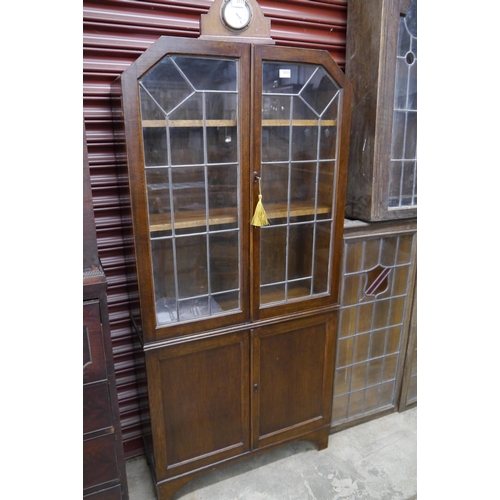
126,407,417,500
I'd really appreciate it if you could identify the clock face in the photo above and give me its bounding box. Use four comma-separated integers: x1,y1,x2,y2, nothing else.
222,0,252,31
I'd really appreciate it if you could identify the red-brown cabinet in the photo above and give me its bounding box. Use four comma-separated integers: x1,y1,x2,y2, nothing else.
113,1,351,498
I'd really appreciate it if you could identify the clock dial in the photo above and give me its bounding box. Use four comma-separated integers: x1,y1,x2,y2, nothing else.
222,0,252,31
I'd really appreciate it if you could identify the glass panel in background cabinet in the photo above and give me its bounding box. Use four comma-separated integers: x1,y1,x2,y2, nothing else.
388,0,417,210
332,229,416,428
139,54,241,326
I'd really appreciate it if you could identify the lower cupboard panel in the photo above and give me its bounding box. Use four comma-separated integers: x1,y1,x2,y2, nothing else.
252,313,336,449
143,312,337,492
145,331,250,481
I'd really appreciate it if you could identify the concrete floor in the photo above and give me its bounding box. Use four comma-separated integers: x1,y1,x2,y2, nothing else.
126,407,417,500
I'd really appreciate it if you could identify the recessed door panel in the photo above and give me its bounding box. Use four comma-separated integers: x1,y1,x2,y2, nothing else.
147,332,250,480
252,313,336,449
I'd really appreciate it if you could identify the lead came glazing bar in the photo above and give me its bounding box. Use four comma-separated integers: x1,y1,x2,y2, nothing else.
165,115,181,322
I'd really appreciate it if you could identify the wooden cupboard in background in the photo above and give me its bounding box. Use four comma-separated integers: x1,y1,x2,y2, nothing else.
344,0,417,221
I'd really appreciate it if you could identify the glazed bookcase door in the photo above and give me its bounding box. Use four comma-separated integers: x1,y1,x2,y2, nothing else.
251,45,351,321
344,0,417,221
121,38,251,341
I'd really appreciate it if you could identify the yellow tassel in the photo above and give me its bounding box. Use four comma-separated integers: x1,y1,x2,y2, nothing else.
251,177,270,227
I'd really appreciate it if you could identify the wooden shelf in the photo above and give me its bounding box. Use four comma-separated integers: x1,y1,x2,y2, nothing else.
267,201,331,219
261,285,312,305
150,207,237,232
142,119,336,128
149,201,331,233
262,119,336,127
143,119,237,128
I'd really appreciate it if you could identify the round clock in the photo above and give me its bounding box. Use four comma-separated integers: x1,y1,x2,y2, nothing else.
221,0,252,31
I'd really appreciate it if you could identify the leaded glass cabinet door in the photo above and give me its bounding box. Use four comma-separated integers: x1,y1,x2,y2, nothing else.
344,0,417,221
251,45,352,321
331,219,417,428
389,0,417,210
120,38,251,342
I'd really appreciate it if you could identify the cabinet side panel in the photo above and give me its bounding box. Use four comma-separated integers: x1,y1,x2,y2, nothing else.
111,76,144,343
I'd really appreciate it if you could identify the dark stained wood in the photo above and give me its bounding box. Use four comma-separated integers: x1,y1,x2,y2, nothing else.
84,486,123,500
83,433,120,490
400,0,413,14
114,30,351,500
83,301,107,385
344,0,416,221
146,332,250,481
154,426,330,500
83,382,113,435
84,0,349,459
83,296,129,498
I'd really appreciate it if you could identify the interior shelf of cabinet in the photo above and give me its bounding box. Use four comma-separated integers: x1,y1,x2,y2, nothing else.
261,285,314,305
149,201,332,233
141,119,336,128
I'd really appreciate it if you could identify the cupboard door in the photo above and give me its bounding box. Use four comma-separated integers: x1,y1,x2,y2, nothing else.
146,332,250,480
251,313,336,449
251,45,351,321
120,38,251,342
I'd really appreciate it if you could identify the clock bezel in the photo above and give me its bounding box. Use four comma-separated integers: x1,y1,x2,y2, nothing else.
221,0,253,32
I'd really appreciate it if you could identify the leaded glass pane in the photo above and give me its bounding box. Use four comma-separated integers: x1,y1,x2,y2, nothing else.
171,56,237,92
388,0,417,210
332,232,415,426
259,60,340,308
139,55,241,325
